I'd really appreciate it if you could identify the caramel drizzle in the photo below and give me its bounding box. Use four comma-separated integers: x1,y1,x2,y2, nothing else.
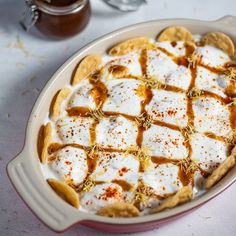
87,154,98,175
71,73,109,184
152,120,180,131
139,49,148,75
181,45,200,184
136,87,153,147
84,74,108,179
156,46,174,57
48,143,144,155
229,104,236,130
184,65,196,160
136,49,153,150
67,106,90,117
90,121,98,145
112,179,133,191
103,111,136,121
204,132,227,143
202,91,231,104
89,75,108,107
121,74,186,93
151,156,178,165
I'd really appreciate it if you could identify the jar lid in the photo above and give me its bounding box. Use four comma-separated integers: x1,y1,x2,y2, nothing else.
34,0,87,15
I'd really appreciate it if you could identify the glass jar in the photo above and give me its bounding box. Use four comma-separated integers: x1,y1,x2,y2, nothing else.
21,0,91,39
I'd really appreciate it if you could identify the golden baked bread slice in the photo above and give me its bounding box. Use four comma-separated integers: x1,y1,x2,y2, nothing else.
47,178,79,208
205,147,236,189
151,186,193,213
40,122,52,164
108,37,151,56
50,88,71,120
96,202,139,217
71,54,102,85
157,26,193,42
201,32,235,56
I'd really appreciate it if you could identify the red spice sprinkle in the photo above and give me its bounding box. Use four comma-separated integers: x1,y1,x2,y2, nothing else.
85,200,93,205
100,187,121,200
65,161,72,165
171,140,178,146
118,167,130,176
167,109,177,116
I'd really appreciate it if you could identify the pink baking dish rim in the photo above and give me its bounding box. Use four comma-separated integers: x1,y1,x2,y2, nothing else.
7,15,236,233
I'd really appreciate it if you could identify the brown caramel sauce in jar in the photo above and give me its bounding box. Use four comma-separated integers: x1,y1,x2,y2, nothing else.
30,0,91,39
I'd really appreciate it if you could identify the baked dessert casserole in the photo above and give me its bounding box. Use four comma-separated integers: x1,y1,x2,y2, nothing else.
38,26,236,217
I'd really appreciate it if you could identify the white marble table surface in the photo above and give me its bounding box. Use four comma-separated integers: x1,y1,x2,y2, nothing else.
0,0,236,235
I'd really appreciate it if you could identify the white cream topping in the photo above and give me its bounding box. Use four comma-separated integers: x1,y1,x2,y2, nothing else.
147,50,192,90
192,96,231,136
50,120,63,143
80,183,125,213
67,80,96,110
190,133,228,172
96,116,138,149
142,163,183,196
49,146,88,184
196,45,230,68
91,152,139,186
56,116,94,146
146,89,188,127
142,124,188,159
156,41,186,57
104,52,142,76
41,163,59,180
102,79,144,116
195,66,228,98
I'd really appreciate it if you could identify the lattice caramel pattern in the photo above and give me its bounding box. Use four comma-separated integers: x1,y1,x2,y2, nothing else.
39,26,236,216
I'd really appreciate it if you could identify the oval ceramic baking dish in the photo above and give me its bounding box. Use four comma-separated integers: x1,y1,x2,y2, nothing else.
7,16,236,233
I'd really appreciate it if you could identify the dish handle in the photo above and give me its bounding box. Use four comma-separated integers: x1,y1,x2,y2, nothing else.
7,149,85,232
215,15,236,27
